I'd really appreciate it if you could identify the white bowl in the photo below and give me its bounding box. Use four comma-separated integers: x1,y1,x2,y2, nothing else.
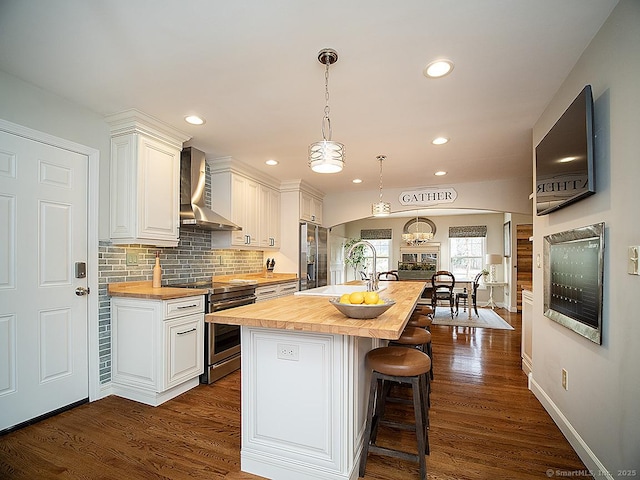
329,298,395,319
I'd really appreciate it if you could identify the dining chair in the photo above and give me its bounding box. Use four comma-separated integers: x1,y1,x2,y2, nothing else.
455,271,483,317
377,271,399,281
431,271,456,318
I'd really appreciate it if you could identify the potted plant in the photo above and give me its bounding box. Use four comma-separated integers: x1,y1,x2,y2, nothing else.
481,269,490,282
344,238,366,279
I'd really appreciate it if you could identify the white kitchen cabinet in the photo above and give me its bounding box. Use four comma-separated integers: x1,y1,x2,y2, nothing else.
300,190,323,225
210,158,281,250
255,281,298,302
106,110,190,247
259,184,281,249
111,295,204,406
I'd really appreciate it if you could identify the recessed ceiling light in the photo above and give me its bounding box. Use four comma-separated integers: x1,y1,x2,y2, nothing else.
434,171,447,176
184,115,205,125
265,159,278,166
559,156,578,163
352,178,362,184
432,137,449,145
423,59,454,78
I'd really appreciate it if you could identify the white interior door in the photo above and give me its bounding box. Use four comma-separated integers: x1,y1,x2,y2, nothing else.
329,234,346,285
0,131,89,432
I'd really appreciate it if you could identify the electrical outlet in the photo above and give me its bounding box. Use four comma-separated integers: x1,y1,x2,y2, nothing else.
561,368,568,390
277,343,299,361
125,251,139,266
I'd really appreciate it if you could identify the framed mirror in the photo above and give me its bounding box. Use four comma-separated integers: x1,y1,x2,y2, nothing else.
403,217,436,236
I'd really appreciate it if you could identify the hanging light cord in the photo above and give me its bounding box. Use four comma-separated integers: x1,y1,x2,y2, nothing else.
322,58,332,142
378,156,385,201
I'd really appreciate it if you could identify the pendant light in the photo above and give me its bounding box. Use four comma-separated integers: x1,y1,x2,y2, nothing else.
371,155,391,216
309,48,345,174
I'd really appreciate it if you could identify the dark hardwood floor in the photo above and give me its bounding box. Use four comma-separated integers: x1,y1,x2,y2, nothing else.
0,309,587,479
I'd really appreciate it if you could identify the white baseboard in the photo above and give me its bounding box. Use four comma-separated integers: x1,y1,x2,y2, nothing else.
529,376,612,479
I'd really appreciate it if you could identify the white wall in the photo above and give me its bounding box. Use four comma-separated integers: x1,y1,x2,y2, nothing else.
0,70,111,239
531,0,640,473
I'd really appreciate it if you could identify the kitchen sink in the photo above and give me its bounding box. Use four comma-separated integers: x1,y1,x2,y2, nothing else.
294,284,387,297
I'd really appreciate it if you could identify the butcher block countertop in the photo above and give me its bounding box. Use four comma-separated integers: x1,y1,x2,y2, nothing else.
108,281,208,300
206,281,426,340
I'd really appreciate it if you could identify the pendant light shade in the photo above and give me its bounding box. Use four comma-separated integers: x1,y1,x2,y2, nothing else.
308,49,345,174
371,155,390,216
309,140,345,173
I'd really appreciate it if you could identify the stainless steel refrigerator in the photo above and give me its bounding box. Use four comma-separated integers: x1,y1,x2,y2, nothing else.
299,223,328,291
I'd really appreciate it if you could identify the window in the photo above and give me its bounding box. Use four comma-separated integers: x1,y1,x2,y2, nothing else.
449,236,485,279
359,229,392,276
362,239,391,275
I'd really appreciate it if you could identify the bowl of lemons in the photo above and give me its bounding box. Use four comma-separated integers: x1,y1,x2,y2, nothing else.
329,290,395,319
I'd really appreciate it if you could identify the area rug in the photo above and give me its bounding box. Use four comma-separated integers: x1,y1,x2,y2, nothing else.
431,307,514,330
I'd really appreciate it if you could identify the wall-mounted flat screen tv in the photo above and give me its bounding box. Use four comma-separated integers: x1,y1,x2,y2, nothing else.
535,85,595,216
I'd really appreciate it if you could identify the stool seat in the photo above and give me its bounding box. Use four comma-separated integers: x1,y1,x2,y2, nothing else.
396,326,431,346
366,346,431,377
407,315,431,329
415,305,433,317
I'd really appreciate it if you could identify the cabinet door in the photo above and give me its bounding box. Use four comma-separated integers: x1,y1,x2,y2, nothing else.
230,174,259,247
109,133,180,246
300,191,322,224
164,313,203,390
311,196,323,225
137,135,180,242
111,299,160,390
259,185,280,249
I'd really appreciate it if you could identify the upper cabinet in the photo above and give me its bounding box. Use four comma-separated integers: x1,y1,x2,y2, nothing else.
260,184,280,249
106,110,190,247
300,190,323,225
209,157,281,250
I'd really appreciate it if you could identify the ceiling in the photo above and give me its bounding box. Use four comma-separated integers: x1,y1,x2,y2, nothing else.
0,1,617,201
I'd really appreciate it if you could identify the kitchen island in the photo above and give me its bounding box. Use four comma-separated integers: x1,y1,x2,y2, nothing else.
206,281,426,480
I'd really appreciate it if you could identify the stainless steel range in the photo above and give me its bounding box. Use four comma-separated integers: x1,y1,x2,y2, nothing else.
170,280,257,384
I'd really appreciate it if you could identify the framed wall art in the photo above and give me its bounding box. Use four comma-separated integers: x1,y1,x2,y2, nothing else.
543,222,604,344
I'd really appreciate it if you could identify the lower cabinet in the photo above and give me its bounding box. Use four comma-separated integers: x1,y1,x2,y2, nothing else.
111,295,204,406
255,281,299,302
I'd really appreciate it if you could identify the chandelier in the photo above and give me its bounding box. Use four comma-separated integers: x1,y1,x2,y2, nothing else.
371,155,390,216
309,48,345,174
402,213,434,245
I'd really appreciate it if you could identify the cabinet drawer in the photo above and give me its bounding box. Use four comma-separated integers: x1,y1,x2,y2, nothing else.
255,286,279,302
279,282,298,296
164,296,205,319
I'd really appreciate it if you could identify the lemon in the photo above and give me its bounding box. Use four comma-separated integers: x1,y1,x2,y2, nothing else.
364,291,380,305
339,293,351,304
349,291,365,305
377,299,386,305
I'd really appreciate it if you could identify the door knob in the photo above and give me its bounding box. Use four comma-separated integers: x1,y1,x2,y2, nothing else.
75,286,91,296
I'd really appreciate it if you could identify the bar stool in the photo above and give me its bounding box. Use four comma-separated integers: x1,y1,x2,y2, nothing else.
416,305,434,318
360,346,431,480
407,313,432,330
392,326,433,380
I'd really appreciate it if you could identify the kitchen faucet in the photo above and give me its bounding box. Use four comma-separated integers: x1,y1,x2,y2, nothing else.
347,240,378,292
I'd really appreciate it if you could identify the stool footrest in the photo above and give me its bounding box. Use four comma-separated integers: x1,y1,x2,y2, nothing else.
368,444,421,464
378,419,416,431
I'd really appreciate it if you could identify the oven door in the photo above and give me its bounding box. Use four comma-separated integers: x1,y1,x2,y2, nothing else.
208,322,241,365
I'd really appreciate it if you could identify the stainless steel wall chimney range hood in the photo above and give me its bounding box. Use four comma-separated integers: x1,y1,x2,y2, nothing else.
180,147,241,231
